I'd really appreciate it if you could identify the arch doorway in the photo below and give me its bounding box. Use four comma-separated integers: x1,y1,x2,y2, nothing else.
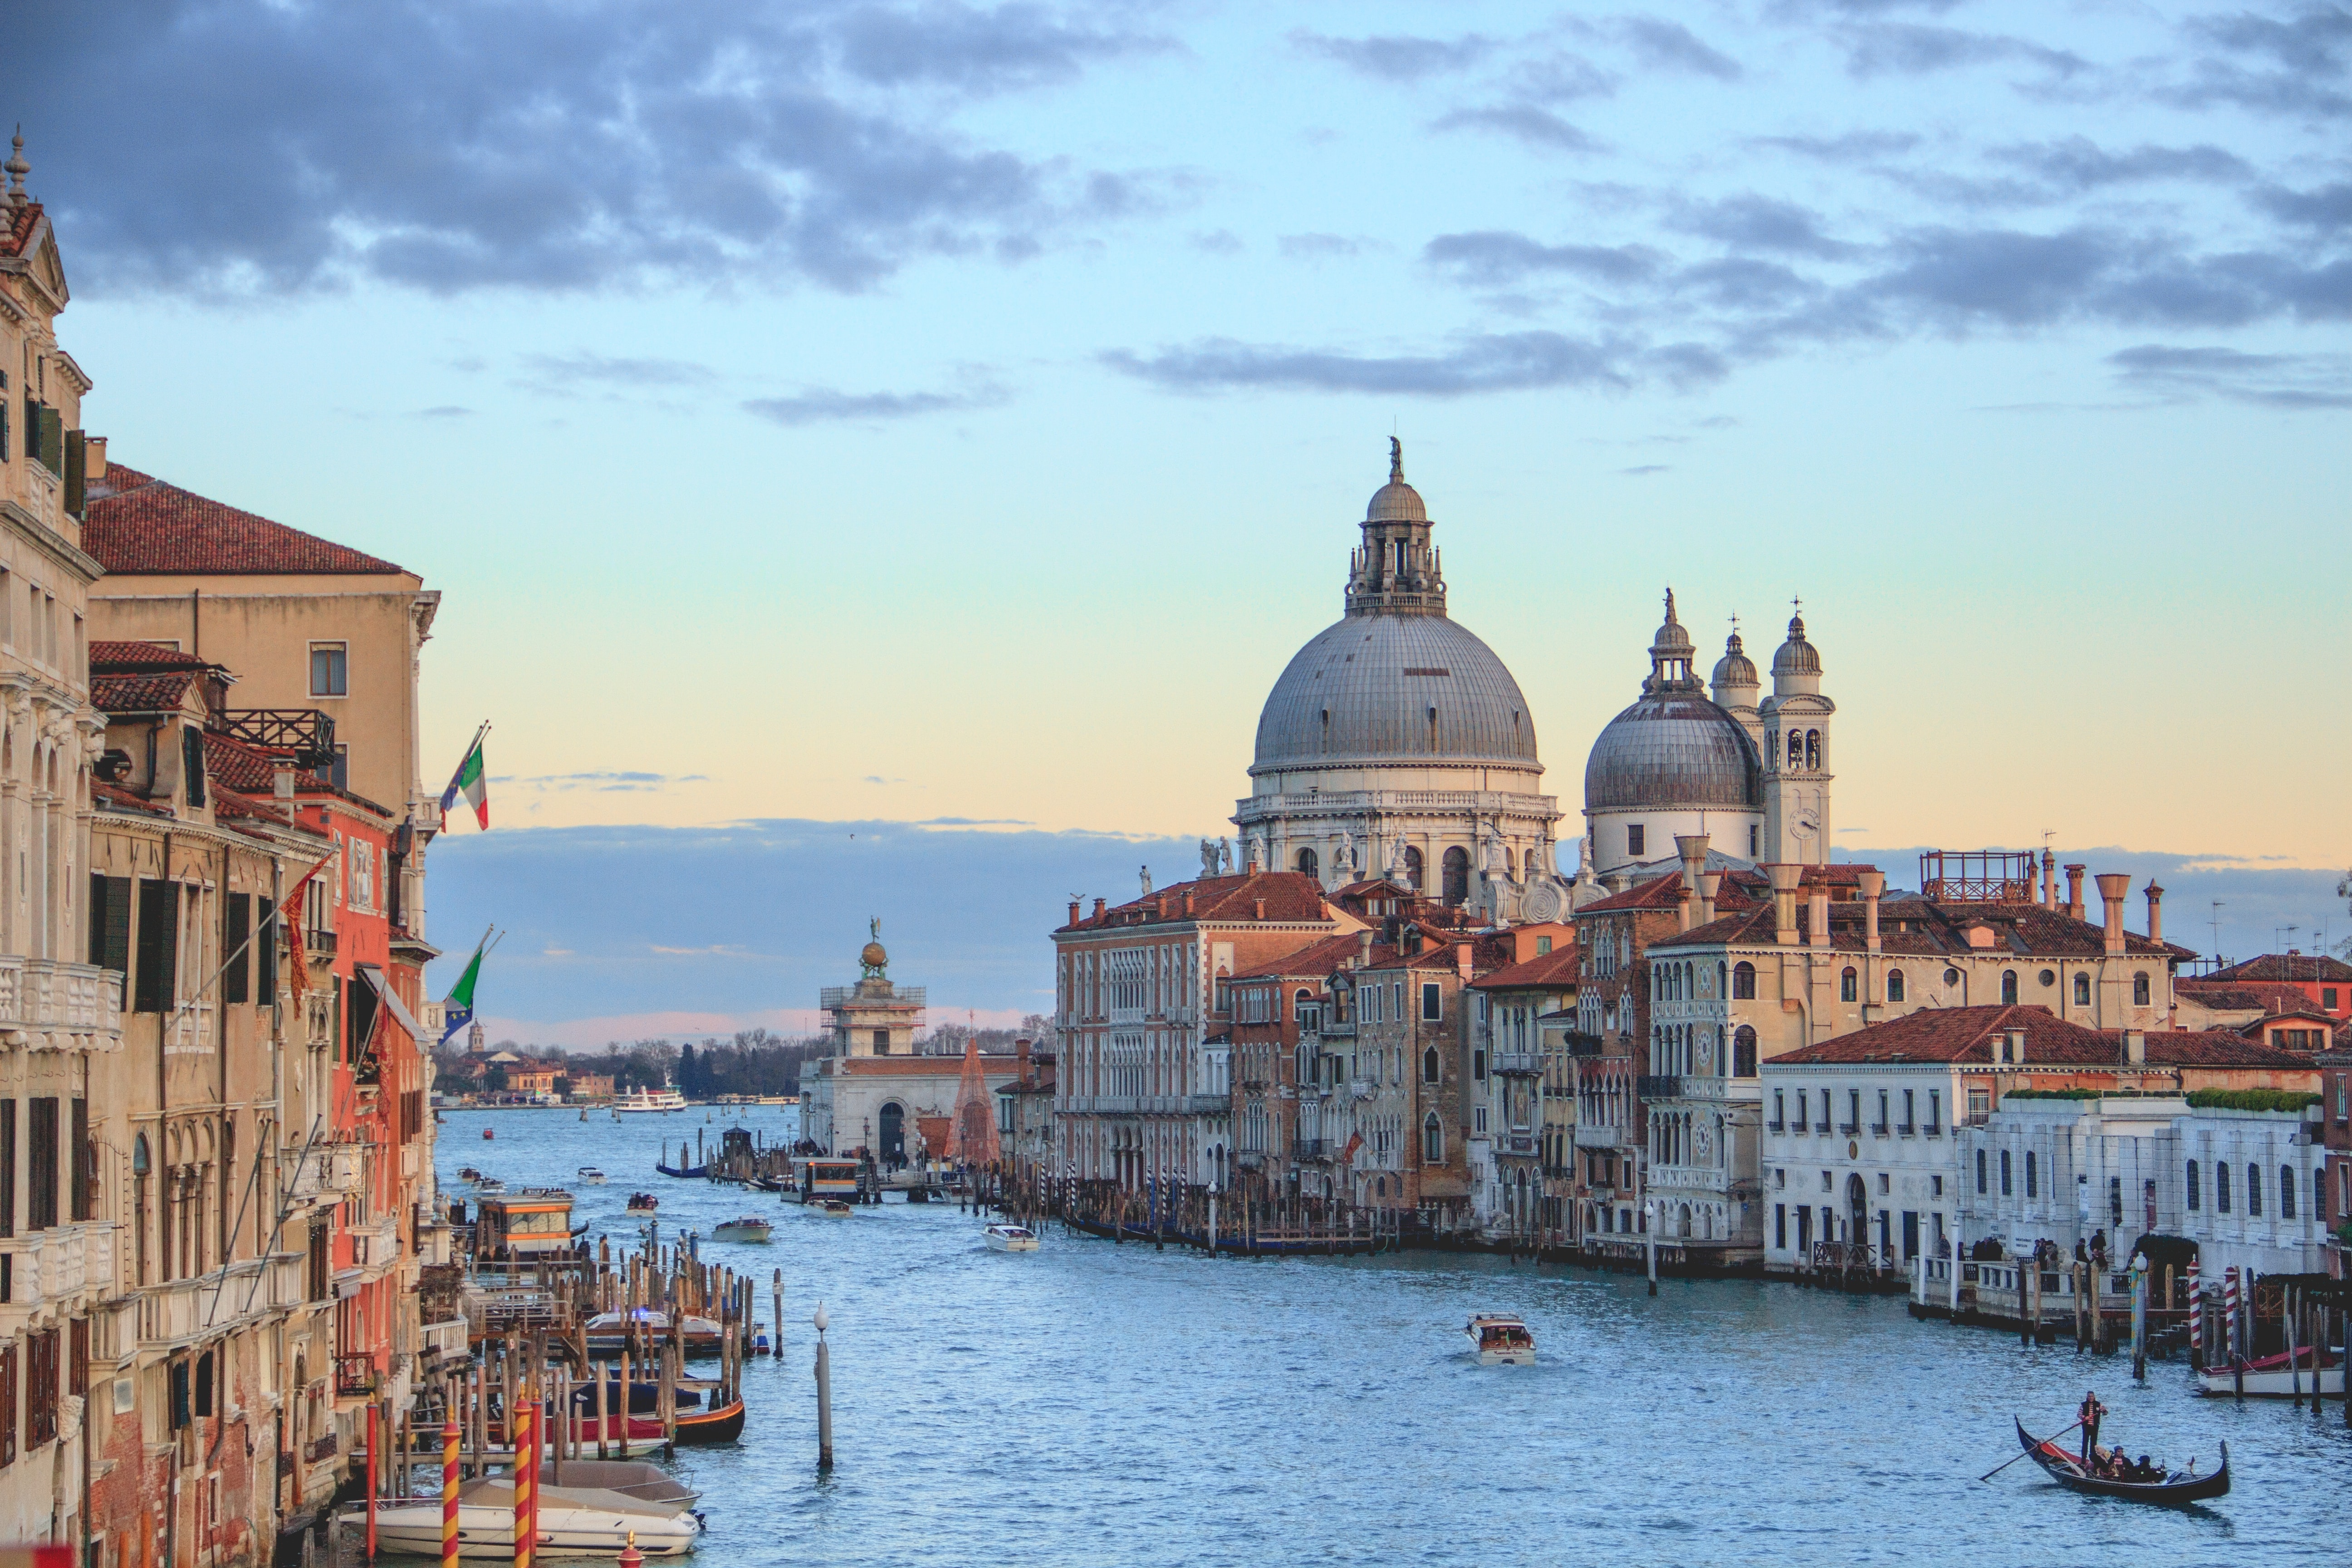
1677,1202,1692,1237
1295,847,1318,877
1846,1173,1868,1252
1441,846,1471,905
879,1102,906,1165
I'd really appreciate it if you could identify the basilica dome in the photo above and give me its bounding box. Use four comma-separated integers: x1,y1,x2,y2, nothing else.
1583,592,1760,812
1252,612,1539,773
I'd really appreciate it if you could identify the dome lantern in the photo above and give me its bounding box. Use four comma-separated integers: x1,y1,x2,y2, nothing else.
1345,439,1445,617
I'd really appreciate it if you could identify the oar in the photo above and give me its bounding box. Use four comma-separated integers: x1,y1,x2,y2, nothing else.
1980,1418,2084,1482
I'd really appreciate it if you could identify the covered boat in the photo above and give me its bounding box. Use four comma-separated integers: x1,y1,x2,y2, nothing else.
583,1307,725,1357
712,1216,773,1243
348,1478,701,1558
625,1192,659,1213
577,1167,608,1185
2012,1419,2229,1505
2195,1346,2345,1398
983,1224,1039,1252
1465,1314,1535,1366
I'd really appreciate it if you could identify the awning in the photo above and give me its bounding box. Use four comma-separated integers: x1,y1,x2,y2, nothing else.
355,964,426,1044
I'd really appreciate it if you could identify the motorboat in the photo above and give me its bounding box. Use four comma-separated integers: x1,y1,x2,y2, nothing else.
457,1166,486,1184
984,1224,1040,1253
712,1216,773,1244
577,1167,608,1185
474,1178,508,1197
615,1088,689,1114
625,1192,658,1214
1465,1314,1536,1367
818,1199,855,1217
2195,1346,2345,1397
347,1478,701,1558
2013,1418,2229,1504
582,1308,726,1357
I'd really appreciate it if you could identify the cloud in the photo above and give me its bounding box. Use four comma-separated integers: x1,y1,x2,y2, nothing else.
741,382,1009,424
1619,463,1671,475
1431,106,1607,153
648,943,764,958
1190,229,1244,254
2255,181,2352,230
1615,16,1741,81
1279,233,1367,260
2106,343,2352,407
2168,4,2352,118
1837,23,2089,80
1291,31,1495,81
517,352,719,392
411,405,474,419
1749,129,1923,162
1424,231,1666,287
10,0,1148,296
1102,332,1642,396
1667,195,1856,258
1988,137,2253,193
500,770,710,793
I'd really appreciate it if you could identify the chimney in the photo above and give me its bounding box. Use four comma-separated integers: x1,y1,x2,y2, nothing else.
2143,880,2163,945
2096,873,2129,954
1067,899,1081,926
1358,930,1374,965
1807,882,1831,950
2122,1029,2145,1067
2005,1026,2028,1064
1016,1037,1032,1083
1456,943,1474,981
1767,864,1803,946
1092,897,1107,921
85,435,108,480
273,756,298,801
1695,871,1721,926
2063,864,2086,922
1676,882,1695,933
1857,869,1885,954
1252,899,1266,921
2042,849,2057,910
1675,835,1709,932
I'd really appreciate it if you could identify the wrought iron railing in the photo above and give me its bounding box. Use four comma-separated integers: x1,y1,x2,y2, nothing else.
212,709,339,767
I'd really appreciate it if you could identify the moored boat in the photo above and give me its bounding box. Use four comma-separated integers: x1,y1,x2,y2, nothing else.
1465,1314,1535,1366
2195,1347,2344,1398
983,1223,1039,1252
671,1397,747,1445
346,1479,701,1558
712,1216,773,1243
582,1308,725,1357
2012,1418,2229,1504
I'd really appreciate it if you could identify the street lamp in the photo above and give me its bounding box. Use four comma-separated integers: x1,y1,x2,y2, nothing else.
1644,1199,1657,1296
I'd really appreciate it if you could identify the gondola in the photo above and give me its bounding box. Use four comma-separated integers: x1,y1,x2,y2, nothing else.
670,1398,746,1445
2013,1419,2229,1505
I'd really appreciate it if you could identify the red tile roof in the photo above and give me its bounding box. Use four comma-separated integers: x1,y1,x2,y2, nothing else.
1769,1006,2314,1069
1060,871,1333,932
1,203,42,260
2151,1031,2316,1068
89,639,212,673
91,779,167,817
2204,953,2352,984
1577,868,1770,916
1654,896,2190,961
1470,946,1584,991
201,729,285,794
93,672,198,713
2174,981,2306,1014
1230,934,1372,982
83,464,407,576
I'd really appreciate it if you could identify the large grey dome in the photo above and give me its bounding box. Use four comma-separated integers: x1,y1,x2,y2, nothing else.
1584,693,1761,810
1253,613,1538,773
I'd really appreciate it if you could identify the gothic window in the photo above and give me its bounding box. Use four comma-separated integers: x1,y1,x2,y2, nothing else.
1886,969,1906,1003
2216,1161,2231,1214
1422,1047,1439,1083
2246,1164,2261,1217
2185,1160,2200,1210
2132,972,2150,1006
1840,967,1856,1003
1732,962,1755,1000
1296,848,1318,877
1975,1149,1987,1195
1748,824,1758,857
1441,846,1470,905
1421,1114,1443,1164
1402,846,1424,890
2000,1149,2012,1196
1787,730,1802,769
2280,1165,2296,1219
2073,973,2091,1006
2001,970,2018,1005
2025,1149,2037,1197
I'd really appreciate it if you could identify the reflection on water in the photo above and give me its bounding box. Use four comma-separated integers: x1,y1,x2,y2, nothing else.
442,1107,2348,1567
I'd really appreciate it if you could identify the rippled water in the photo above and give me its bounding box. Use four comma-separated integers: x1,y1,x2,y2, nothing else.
441,1107,2349,1567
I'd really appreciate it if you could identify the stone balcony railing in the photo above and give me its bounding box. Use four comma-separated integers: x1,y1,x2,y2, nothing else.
283,1142,366,1206
8,1224,113,1311
1492,1052,1543,1076
138,1253,308,1349
0,957,123,1042
351,1215,402,1274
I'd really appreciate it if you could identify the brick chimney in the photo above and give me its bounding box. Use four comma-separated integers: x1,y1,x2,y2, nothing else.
1768,864,1803,946
2042,848,2058,910
1092,897,1107,921
1857,868,1885,954
1252,899,1266,921
2096,873,2129,954
1068,899,1081,926
2143,880,2163,945
2005,1026,2028,1064
2064,864,2086,922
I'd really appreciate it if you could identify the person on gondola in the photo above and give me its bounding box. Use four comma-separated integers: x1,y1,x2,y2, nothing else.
2077,1389,2107,1470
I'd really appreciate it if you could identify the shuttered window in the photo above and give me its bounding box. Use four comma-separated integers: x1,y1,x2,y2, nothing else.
0,1340,16,1465
69,1099,89,1223
87,875,132,974
25,1328,57,1447
27,1099,57,1232
256,897,278,1001
134,879,179,1013
0,1101,13,1238
181,727,207,808
224,894,250,1005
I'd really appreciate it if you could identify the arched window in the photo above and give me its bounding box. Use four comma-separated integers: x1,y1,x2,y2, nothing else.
1732,1026,1757,1077
2185,1160,2200,1210
1787,730,1802,769
2001,970,2018,1005
1717,961,1726,997
2025,1149,2038,1197
2280,1165,2296,1219
1441,845,1471,905
2132,972,2150,1006
1805,730,1820,770
1975,1149,1987,1195
1886,969,1906,1003
2246,1163,2261,1217
1840,967,1857,1003
1421,1113,1443,1164
1731,962,1756,1000
2216,1161,2231,1214
1422,1047,1440,1084
2000,1149,2013,1196
1295,847,1318,877
2073,973,2091,1006
1402,845,1424,890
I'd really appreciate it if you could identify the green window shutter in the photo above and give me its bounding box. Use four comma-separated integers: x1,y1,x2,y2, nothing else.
134,879,178,1013
35,406,62,476
224,893,250,1005
257,897,277,1000
63,431,84,516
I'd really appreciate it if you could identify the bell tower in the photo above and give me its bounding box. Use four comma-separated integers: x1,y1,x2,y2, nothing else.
1759,605,1834,866
1344,438,1446,617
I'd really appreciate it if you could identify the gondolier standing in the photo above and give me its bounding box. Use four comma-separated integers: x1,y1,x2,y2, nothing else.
2078,1390,2107,1470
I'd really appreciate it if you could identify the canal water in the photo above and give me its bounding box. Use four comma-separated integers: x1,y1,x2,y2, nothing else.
441,1106,2348,1567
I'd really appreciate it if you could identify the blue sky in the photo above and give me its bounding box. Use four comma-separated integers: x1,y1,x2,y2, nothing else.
10,1,2347,1036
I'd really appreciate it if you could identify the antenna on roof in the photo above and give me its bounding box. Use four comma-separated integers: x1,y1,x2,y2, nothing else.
2209,899,2224,969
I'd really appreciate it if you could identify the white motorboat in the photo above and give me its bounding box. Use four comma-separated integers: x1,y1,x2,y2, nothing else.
712,1216,773,1244
577,1167,608,1185
615,1088,689,1114
1465,1314,1535,1367
2196,1350,2344,1397
818,1199,855,1217
347,1479,701,1558
983,1224,1040,1253
475,1178,507,1196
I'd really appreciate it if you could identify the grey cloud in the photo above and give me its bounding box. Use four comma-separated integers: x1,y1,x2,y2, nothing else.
2170,5,2352,117
10,1,1144,297
2107,343,2352,407
1431,106,1607,153
1510,50,1622,103
1667,195,1855,257
1989,137,2253,192
1279,233,1367,260
1615,16,1741,80
1674,257,1825,311
1100,332,1640,396
1291,30,1495,81
1190,229,1245,254
1424,231,1665,287
741,382,1009,424
412,405,474,419
1619,463,1671,475
1750,129,1922,162
2255,181,2352,230
836,2,1173,92
520,352,719,389
1837,22,2089,79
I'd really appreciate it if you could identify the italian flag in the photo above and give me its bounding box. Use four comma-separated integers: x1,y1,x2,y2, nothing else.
440,728,489,829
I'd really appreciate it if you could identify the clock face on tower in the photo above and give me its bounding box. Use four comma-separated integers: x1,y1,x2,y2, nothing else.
1793,813,1818,840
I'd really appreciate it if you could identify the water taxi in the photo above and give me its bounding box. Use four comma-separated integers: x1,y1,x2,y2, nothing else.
1465,1314,1536,1366
712,1216,773,1244
577,1167,608,1185
793,1156,862,1203
984,1223,1040,1253
615,1088,689,1114
818,1199,856,1217
624,1192,658,1214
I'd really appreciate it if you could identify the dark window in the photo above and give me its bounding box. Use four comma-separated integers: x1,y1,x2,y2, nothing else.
1775,1203,1787,1250
0,1341,13,1464
1748,824,1758,858
180,726,207,808
1422,1046,1440,1083
1732,1026,1757,1077
169,1359,191,1431
2024,1149,2037,1198
69,1099,89,1222
194,1350,215,1418
2246,1163,2261,1217
2185,1160,2199,1210
25,1328,57,1448
1886,969,1906,1003
1421,983,1441,1022
871,1028,889,1055
0,1101,13,1238
87,875,131,973
133,878,179,1013
224,893,250,1005
256,897,278,1001
2000,1150,2012,1196
26,1099,57,1231
2216,1161,2231,1214
2001,970,2017,1005
309,643,348,697
1441,846,1470,906
1840,967,1856,1002
2132,972,2150,1005
2281,1165,2296,1219
1731,962,1756,1000
1627,825,1645,858
68,1318,86,1398
347,976,379,1068
1472,1048,1485,1081
2073,972,2091,1006
1295,847,1318,877
1976,1149,1987,1194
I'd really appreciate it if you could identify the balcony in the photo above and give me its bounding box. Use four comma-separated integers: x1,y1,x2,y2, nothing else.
1179,1094,1230,1116
1574,1123,1624,1150
1349,1079,1379,1101
1236,1151,1265,1171
284,1142,365,1205
1313,1020,1356,1040
137,1254,310,1348
1870,1122,1890,1137
421,1319,469,1362
0,956,122,1038
1896,1122,1915,1137
1560,1032,1606,1058
1838,1122,1859,1136
1814,1122,1831,1135
1291,1138,1327,1161
213,708,338,767
1492,1052,1542,1076
1766,1119,1784,1134
1636,1075,1682,1100
9,1224,111,1311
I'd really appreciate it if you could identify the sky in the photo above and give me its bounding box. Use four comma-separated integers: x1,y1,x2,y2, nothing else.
9,1,2349,1040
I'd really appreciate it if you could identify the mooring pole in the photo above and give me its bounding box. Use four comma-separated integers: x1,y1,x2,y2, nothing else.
813,1300,834,1470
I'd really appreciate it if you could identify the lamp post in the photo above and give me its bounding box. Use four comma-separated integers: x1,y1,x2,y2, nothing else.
1207,1180,1220,1258
813,1301,834,1470
1644,1200,1657,1296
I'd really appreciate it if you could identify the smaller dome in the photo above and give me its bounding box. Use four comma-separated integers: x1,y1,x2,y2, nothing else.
1712,628,1758,691
1773,612,1821,677
1367,435,1427,522
1650,588,1694,660
860,940,888,971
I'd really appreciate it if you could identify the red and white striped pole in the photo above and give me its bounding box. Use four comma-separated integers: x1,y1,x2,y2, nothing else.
2223,1267,2240,1362
2185,1257,2201,1360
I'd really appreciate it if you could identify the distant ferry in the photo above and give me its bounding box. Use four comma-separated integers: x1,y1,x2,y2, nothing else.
615,1088,688,1114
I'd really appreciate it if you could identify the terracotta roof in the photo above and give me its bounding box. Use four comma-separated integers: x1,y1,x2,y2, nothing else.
1769,1006,2313,1070
93,672,198,713
201,729,285,794
89,640,213,673
91,779,167,817
82,464,407,576
2204,953,2352,984
1231,934,1373,982
1653,896,2191,961
2152,1031,2316,1068
2174,981,2305,1014
1,203,42,260
1060,871,1333,932
1469,946,1584,991
1578,868,1770,916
